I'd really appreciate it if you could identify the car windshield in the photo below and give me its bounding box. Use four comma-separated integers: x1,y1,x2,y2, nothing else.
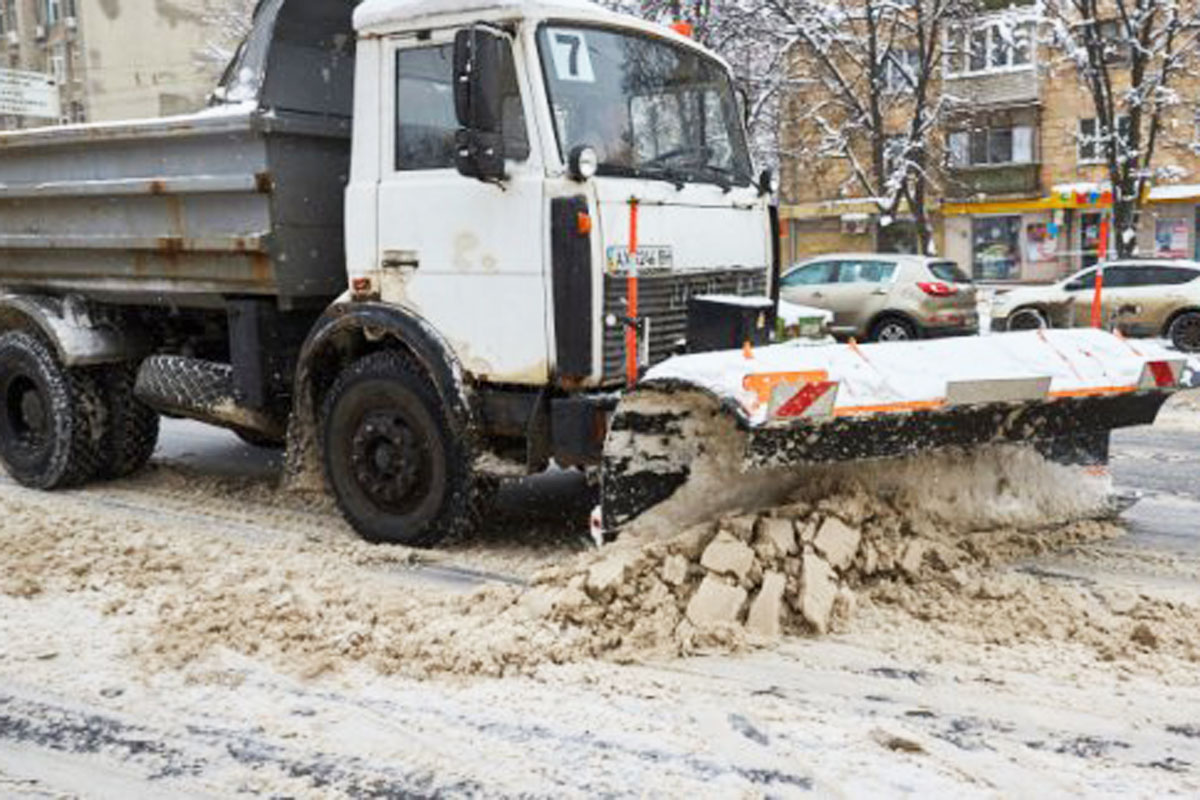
537,25,753,188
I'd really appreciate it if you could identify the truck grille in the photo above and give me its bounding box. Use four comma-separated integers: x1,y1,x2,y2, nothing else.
602,267,768,383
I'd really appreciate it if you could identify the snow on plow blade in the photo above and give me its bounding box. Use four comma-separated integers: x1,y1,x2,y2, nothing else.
599,329,1185,536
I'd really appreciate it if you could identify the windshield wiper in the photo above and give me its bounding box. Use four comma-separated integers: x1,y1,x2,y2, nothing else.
635,166,687,190
692,164,734,193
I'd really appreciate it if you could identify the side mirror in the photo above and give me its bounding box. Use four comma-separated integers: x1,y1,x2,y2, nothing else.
453,26,507,182
1065,281,1083,291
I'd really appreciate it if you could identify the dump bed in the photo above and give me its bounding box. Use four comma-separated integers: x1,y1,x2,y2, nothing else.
0,0,357,310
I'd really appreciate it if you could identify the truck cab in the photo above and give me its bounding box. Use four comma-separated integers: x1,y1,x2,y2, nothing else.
346,0,773,389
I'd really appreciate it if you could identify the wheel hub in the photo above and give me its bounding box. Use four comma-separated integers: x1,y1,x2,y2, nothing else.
350,411,428,510
1176,316,1200,351
5,376,47,440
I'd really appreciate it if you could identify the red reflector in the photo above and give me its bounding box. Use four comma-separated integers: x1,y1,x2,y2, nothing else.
576,211,593,236
918,281,958,296
670,21,694,37
351,277,371,293
775,381,836,418
1148,360,1176,387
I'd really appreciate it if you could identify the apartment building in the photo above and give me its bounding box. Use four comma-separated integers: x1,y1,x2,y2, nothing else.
780,2,1200,283
0,0,231,129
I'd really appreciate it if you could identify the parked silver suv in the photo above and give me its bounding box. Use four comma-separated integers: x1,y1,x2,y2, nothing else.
780,254,979,341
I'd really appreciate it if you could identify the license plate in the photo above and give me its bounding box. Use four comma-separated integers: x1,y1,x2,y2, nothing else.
606,245,673,274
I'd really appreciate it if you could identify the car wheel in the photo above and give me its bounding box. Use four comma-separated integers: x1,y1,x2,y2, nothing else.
1168,311,1200,353
869,316,917,342
321,349,478,547
1007,307,1048,331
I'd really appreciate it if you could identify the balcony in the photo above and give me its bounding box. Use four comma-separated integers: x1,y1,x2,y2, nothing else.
947,162,1041,199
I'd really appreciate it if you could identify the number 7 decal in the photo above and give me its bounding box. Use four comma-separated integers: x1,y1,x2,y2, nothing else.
550,30,594,82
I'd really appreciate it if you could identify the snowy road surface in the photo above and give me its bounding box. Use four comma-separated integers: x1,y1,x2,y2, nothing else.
1,396,1199,797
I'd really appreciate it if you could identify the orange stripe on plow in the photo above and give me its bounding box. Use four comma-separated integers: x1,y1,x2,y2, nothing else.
743,370,829,405
833,399,946,416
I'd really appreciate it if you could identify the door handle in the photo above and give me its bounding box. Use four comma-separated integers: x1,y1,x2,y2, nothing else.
381,249,419,271
812,291,824,299
870,288,887,296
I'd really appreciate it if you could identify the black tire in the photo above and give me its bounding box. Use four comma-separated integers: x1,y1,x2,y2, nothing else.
869,315,918,342
0,330,104,489
1007,307,1048,331
135,355,235,418
321,350,478,547
1168,311,1200,353
96,362,160,479
135,355,284,440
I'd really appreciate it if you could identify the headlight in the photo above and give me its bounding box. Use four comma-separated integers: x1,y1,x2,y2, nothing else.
569,146,599,181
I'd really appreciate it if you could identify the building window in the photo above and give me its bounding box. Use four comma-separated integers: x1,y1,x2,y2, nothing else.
882,49,920,93
1081,211,1106,268
949,126,1033,166
1,0,16,36
947,19,1034,76
49,46,66,84
972,216,1022,280
44,0,61,26
1078,116,1131,163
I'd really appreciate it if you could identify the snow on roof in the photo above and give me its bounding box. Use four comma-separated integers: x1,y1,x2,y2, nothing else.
1149,184,1200,202
355,0,624,31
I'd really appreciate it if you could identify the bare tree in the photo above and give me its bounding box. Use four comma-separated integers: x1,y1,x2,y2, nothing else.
196,0,257,75
759,0,974,254
1044,0,1200,257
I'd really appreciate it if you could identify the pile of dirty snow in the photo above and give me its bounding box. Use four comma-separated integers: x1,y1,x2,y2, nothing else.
145,448,1179,679
5,442,1198,683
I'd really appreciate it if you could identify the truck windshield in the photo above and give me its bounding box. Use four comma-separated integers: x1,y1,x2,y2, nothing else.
537,25,753,188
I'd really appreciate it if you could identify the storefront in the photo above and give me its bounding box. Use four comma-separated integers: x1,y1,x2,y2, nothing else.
944,208,1071,283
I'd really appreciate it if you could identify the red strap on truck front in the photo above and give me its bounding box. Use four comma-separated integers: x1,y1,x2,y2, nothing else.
625,198,640,387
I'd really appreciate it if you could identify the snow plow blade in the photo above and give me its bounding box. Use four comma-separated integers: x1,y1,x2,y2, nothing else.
599,329,1185,537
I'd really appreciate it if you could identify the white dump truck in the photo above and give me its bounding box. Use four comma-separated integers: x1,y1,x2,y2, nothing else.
0,0,1185,546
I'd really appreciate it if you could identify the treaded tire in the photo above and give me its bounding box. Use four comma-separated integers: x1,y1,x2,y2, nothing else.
135,355,235,417
1168,311,1200,353
96,362,160,479
321,349,479,547
0,330,104,489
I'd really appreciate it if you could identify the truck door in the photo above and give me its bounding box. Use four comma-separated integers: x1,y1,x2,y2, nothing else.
375,30,548,384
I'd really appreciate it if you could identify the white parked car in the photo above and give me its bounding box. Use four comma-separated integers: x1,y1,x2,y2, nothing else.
991,259,1200,352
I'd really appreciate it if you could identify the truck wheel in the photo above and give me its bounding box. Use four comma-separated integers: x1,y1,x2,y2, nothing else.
0,331,103,489
322,350,478,547
97,363,160,479
1168,311,1200,352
